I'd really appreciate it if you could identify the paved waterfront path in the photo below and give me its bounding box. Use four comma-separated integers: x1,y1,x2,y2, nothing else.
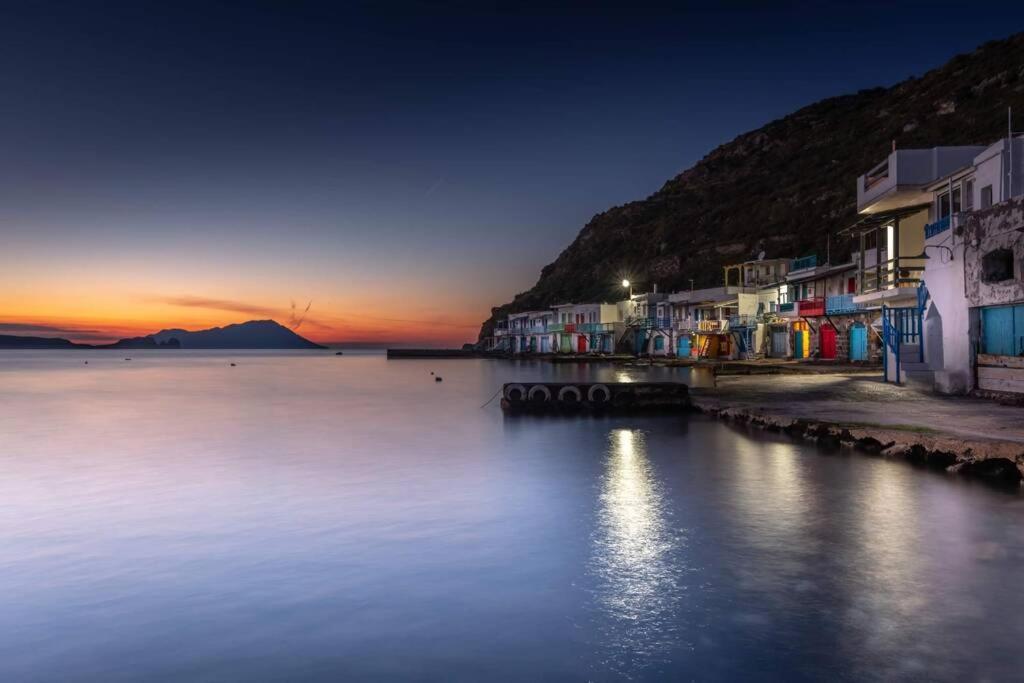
691,374,1024,446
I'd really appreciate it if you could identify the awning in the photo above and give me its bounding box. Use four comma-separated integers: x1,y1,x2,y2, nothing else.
839,205,926,236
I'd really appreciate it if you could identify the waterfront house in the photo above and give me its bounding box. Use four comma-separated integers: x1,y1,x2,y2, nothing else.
783,256,864,361
623,290,671,355
844,144,987,381
916,136,1024,393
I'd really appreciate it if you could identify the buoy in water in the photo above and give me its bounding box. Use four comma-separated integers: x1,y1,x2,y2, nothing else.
435,376,443,382
230,363,236,367
335,351,343,356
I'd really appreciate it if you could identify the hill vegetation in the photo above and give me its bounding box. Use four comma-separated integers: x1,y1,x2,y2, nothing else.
481,33,1024,339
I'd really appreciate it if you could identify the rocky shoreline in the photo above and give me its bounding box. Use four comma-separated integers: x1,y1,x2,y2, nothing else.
689,395,1024,487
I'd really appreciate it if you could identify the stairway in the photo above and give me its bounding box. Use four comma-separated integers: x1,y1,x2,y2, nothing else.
898,343,935,391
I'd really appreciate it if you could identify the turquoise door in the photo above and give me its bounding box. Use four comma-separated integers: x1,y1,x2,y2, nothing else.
634,331,646,353
981,305,1021,356
794,331,806,359
654,335,664,352
849,324,868,361
677,335,691,357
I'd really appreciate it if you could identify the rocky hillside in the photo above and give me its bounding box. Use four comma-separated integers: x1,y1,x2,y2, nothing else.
481,32,1024,339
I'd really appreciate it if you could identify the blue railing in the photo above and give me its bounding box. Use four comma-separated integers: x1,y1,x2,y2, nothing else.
728,314,757,327
881,305,922,383
826,294,858,314
924,215,951,239
790,255,818,271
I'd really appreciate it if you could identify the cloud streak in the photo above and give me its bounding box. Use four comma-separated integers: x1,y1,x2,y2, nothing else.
150,295,282,318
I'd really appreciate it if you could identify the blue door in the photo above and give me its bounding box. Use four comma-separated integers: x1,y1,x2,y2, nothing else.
849,324,868,361
982,305,1019,356
654,335,664,352
634,331,646,354
677,335,691,357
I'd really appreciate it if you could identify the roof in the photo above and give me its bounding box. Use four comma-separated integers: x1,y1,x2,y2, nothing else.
786,261,857,284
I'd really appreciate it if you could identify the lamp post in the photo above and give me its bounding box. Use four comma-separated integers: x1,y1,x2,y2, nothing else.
622,279,633,298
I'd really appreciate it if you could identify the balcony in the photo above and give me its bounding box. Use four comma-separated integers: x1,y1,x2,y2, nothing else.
547,323,565,333
924,215,951,238
826,294,859,315
857,147,984,213
697,319,728,333
675,317,698,331
728,314,758,327
578,322,615,334
778,302,796,314
789,255,818,272
859,258,924,294
626,316,672,329
796,297,825,317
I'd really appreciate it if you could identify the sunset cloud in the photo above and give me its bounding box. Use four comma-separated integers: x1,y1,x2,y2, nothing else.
149,295,283,318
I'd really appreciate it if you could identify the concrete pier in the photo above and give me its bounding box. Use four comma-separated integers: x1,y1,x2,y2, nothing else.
500,381,689,414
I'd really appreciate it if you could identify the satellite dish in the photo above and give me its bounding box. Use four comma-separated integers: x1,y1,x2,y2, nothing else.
757,250,766,261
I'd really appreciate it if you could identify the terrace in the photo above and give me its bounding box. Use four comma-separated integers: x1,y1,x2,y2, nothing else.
826,294,859,315
796,297,825,317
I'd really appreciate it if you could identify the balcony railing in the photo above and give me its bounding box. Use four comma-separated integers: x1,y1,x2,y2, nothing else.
790,255,818,271
627,316,672,329
578,322,615,334
860,258,924,294
728,314,758,327
697,319,728,333
796,297,825,317
924,215,951,239
778,302,796,313
826,294,859,314
675,317,698,331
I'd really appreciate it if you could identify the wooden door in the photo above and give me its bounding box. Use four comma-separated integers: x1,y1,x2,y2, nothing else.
820,325,836,359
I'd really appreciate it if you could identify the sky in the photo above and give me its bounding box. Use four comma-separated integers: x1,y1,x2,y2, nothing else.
2,1,1024,346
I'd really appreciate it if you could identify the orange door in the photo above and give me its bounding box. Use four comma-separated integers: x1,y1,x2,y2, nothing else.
577,335,587,353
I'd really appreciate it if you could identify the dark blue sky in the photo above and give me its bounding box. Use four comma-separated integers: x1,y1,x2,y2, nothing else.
2,1,1024,343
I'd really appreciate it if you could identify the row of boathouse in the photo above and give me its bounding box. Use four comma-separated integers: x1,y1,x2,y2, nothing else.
487,133,1024,397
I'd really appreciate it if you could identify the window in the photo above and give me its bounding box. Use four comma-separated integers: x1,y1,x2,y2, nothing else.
963,179,974,210
863,230,878,250
981,185,993,209
981,249,1015,283
937,191,951,219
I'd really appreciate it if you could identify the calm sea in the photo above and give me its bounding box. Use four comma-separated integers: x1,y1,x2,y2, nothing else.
1,350,1022,681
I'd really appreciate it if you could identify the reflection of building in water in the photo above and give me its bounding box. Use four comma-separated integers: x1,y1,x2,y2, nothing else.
590,428,684,674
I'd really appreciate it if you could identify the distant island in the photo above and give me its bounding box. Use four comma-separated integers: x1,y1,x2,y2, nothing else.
0,320,326,350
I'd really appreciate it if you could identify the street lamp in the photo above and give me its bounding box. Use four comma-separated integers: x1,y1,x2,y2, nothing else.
621,279,633,298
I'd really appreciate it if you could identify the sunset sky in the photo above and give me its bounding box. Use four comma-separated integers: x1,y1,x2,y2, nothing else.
3,1,1021,346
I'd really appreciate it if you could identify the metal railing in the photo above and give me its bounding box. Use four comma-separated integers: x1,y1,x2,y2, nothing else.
727,314,758,327
790,255,818,271
778,302,796,313
675,317,698,331
826,294,859,314
697,319,728,333
860,258,924,293
796,297,825,317
924,215,951,239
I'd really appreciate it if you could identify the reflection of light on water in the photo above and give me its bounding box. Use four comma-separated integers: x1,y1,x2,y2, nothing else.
589,428,685,675
615,372,634,384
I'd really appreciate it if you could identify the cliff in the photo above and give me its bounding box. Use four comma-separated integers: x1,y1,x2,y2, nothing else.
481,33,1024,339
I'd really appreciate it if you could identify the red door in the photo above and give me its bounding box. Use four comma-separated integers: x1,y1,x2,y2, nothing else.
820,325,837,359
577,335,587,353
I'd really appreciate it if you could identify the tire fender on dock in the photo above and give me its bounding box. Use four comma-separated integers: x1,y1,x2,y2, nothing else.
504,383,527,403
527,385,552,402
587,384,611,404
557,385,582,404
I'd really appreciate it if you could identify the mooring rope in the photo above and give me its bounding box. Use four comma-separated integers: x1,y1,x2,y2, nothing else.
479,386,503,409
